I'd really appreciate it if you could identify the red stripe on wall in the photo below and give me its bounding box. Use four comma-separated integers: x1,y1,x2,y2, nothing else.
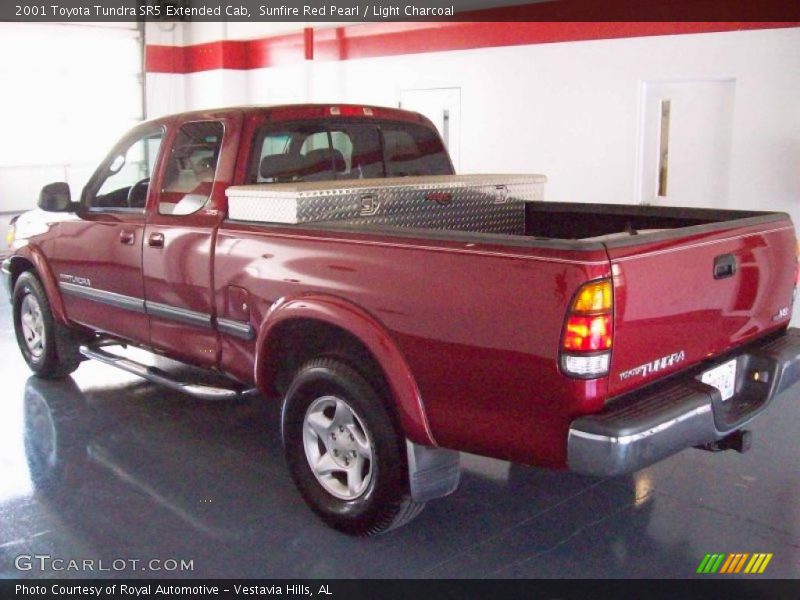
145,21,799,74
245,32,307,69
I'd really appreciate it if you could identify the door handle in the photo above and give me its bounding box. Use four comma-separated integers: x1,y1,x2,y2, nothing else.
714,253,737,279
119,230,135,245
148,233,165,248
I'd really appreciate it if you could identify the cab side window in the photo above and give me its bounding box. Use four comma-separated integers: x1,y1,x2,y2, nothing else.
159,121,224,216
88,129,163,212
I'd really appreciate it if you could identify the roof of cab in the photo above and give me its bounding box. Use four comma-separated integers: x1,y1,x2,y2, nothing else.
142,103,429,127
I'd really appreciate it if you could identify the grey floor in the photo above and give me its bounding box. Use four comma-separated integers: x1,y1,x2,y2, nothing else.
0,299,798,579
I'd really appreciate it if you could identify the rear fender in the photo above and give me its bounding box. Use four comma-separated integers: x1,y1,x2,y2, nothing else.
255,295,436,446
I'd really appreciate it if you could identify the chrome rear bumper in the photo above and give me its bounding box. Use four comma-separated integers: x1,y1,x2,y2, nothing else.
568,328,800,476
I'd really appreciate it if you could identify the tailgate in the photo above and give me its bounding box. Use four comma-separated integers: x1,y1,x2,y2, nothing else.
606,217,797,397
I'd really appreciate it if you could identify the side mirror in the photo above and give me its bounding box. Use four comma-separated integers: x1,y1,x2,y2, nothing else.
38,182,72,212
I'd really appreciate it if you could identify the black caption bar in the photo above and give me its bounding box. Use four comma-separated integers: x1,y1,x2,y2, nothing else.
2,0,800,22
3,580,800,600
8,0,457,21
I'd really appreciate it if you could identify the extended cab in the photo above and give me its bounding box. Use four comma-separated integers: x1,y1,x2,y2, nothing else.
5,105,800,535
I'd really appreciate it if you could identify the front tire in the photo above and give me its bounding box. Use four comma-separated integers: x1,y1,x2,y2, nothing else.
281,357,424,535
13,272,82,378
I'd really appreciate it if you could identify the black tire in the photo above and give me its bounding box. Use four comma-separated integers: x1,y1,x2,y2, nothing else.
13,271,82,379
281,357,424,536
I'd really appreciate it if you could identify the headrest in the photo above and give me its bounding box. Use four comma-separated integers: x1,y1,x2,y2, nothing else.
304,148,346,174
260,154,305,180
260,149,346,181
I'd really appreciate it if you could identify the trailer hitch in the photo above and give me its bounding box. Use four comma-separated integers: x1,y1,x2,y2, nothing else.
695,429,752,454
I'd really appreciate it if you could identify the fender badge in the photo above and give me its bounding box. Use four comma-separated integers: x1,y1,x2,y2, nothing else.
772,306,790,321
59,273,92,287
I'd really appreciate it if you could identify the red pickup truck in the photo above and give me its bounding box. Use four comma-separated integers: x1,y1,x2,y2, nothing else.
5,104,800,536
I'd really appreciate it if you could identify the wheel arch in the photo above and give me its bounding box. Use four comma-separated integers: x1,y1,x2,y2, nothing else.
255,295,436,446
6,250,68,325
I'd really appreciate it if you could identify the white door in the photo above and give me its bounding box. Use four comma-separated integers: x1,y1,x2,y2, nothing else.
637,80,735,207
400,87,461,172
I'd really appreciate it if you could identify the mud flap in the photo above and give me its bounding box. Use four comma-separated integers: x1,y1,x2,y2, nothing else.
406,441,460,502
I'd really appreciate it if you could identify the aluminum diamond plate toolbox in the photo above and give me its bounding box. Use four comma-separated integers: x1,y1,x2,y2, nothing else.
226,174,546,234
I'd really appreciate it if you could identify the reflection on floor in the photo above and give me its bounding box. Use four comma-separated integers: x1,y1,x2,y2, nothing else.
0,301,798,578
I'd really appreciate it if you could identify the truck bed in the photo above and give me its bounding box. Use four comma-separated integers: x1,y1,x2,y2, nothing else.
226,175,781,249
522,201,780,247
224,174,796,411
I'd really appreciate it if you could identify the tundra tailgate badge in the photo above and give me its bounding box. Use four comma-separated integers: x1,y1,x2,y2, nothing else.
619,350,686,381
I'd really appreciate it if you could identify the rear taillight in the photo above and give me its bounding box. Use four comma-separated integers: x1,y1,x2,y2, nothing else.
563,315,612,351
560,279,613,378
795,241,799,288
792,240,799,301
794,248,799,303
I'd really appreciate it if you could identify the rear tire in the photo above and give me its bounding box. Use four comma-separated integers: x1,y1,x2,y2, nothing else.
281,357,424,535
13,272,82,379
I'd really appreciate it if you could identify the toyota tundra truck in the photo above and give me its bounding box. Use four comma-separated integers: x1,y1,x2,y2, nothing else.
4,104,800,535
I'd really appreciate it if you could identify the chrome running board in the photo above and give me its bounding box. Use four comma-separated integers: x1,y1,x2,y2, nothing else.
79,342,257,401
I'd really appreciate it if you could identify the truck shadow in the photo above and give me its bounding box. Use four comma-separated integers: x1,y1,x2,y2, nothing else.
21,374,703,578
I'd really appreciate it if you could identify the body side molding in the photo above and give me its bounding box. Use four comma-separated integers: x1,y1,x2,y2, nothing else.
60,282,146,313
146,300,212,328
217,317,255,340
58,281,255,339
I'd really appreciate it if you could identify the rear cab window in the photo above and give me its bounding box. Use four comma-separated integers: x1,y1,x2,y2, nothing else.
248,120,453,184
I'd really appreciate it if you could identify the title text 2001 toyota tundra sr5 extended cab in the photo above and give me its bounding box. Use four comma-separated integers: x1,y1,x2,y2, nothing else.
5,105,800,535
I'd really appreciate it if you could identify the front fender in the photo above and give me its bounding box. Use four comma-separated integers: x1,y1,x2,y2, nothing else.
254,295,436,446
8,247,69,325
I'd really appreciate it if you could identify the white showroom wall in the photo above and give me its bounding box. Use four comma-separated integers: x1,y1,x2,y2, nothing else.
146,27,799,216
0,22,143,247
